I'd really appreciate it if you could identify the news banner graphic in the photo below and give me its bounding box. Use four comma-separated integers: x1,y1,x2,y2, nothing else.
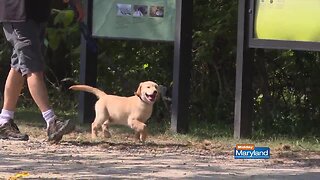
234,144,270,159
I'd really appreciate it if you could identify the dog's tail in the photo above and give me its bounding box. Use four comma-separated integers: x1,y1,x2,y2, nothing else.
69,85,107,99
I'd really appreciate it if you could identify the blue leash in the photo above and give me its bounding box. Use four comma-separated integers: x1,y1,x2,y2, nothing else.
79,22,98,53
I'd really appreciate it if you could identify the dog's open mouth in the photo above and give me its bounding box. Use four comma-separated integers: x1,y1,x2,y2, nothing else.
145,92,157,102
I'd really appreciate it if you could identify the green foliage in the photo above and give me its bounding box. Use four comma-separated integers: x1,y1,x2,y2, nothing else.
47,9,79,49
95,40,173,96
253,50,320,137
191,0,238,124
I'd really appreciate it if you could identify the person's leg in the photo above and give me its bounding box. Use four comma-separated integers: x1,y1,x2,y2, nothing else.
3,69,25,110
26,72,57,128
26,72,50,112
0,23,29,141
0,69,29,141
0,68,24,124
24,70,74,143
19,21,75,143
1,21,74,142
26,71,54,124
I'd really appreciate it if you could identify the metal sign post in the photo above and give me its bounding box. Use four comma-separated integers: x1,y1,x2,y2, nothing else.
234,0,254,139
78,0,98,123
170,0,193,133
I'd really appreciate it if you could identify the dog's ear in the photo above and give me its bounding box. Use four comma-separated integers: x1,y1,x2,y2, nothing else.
134,83,142,96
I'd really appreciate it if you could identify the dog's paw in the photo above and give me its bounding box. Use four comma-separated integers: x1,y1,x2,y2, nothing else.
103,131,112,138
134,132,147,143
139,130,148,143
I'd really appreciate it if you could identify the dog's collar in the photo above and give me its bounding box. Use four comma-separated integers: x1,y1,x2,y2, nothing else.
136,94,149,104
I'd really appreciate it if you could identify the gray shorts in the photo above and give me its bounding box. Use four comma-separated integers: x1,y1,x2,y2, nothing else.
2,20,46,76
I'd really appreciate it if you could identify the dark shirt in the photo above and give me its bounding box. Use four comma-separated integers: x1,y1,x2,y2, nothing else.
0,0,52,22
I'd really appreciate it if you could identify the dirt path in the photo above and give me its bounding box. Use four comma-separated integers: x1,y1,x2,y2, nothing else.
1,137,320,179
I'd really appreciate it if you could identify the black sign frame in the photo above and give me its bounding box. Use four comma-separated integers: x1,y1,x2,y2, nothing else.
234,0,320,139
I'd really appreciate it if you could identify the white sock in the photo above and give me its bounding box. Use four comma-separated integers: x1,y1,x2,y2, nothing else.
42,109,55,128
0,109,14,126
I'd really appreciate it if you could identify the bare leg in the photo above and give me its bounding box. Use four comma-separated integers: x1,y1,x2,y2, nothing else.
0,68,29,140
2,69,25,111
26,72,51,112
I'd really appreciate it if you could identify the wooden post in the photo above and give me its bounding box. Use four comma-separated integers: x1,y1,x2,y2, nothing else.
171,0,193,133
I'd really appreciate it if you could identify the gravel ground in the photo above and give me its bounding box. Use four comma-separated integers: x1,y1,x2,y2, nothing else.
1,134,320,180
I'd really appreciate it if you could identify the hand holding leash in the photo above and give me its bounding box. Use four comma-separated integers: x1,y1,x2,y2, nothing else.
65,0,98,53
63,0,84,22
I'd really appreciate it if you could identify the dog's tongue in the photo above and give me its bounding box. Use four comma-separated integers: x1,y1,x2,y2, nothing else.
146,94,156,101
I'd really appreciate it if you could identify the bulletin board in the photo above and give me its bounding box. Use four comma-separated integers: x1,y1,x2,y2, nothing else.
92,0,176,41
254,0,320,42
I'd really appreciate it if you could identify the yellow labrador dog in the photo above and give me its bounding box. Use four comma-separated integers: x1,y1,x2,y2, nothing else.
69,81,159,142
